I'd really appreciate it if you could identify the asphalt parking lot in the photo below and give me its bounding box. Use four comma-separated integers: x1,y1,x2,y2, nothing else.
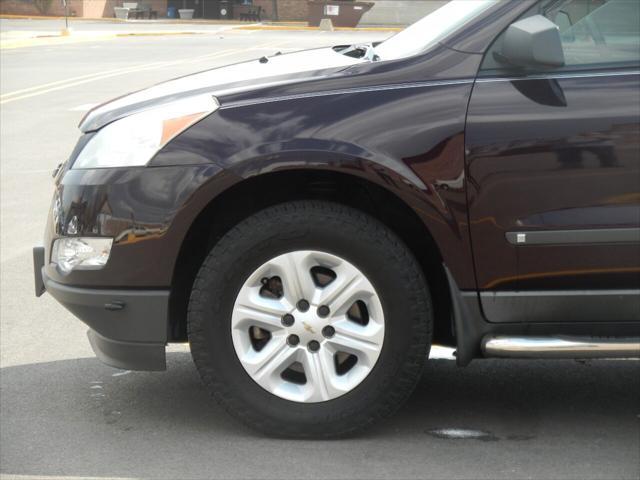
1,19,639,480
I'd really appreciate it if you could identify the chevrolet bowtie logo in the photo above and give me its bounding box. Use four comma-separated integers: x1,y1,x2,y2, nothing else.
303,322,315,334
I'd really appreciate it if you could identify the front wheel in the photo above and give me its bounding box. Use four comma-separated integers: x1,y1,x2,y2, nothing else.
188,201,432,437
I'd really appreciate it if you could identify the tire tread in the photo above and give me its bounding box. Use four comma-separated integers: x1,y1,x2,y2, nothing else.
188,200,432,438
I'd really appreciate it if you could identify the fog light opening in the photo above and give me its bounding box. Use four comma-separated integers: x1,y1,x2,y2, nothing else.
51,237,113,274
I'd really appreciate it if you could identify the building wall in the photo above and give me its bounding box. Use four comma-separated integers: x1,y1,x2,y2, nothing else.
0,0,167,17
253,0,445,24
359,0,447,25
0,0,83,16
252,0,309,22
276,0,310,21
0,0,441,22
82,0,168,18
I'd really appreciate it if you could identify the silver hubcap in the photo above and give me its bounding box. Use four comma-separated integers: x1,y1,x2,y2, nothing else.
231,250,385,403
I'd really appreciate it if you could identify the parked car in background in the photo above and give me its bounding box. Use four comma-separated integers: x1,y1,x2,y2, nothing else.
34,0,640,437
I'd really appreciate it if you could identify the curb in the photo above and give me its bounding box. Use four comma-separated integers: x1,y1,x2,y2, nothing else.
0,14,241,24
0,31,209,49
234,25,402,32
0,14,125,21
114,31,203,37
0,14,403,31
0,35,111,49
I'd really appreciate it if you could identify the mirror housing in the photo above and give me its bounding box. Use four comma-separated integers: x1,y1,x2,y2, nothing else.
498,15,565,68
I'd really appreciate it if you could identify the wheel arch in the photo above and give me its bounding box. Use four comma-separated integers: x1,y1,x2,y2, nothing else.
168,167,455,348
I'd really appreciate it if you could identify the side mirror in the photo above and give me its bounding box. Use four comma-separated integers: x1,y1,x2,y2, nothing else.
497,15,565,68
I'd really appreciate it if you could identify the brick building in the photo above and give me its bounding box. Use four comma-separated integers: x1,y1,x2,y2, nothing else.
253,0,309,21
165,0,310,21
0,0,305,19
0,0,438,23
0,0,168,17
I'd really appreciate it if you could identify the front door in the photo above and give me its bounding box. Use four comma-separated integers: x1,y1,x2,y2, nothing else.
465,0,640,323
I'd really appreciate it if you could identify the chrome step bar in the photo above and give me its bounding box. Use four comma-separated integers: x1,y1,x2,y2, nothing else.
482,335,640,359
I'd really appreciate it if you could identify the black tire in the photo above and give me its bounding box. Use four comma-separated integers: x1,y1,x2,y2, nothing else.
187,200,432,438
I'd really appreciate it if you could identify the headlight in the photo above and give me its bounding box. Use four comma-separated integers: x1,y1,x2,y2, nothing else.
73,94,219,169
52,238,113,274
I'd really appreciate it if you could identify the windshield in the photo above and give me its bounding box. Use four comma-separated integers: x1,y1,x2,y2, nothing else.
375,0,500,61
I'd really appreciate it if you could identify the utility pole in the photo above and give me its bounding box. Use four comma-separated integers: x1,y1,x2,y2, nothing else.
272,0,279,21
61,0,71,36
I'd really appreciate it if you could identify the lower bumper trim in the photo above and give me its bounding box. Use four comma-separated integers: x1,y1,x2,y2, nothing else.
88,330,166,371
42,274,169,371
33,246,45,297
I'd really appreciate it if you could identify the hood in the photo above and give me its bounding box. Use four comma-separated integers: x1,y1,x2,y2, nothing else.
80,46,364,132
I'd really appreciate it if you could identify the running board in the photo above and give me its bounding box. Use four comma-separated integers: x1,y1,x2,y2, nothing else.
482,335,640,359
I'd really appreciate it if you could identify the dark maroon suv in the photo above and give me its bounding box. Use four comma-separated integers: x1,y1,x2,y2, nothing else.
34,0,640,437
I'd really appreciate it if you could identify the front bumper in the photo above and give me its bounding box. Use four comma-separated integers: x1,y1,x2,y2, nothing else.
34,247,169,371
42,164,222,288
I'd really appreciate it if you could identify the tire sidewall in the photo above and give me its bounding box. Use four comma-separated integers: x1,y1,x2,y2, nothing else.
188,202,431,433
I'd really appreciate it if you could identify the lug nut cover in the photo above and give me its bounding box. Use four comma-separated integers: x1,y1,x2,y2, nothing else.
318,305,330,317
308,340,320,352
287,334,300,346
281,313,295,327
297,299,310,312
322,326,335,338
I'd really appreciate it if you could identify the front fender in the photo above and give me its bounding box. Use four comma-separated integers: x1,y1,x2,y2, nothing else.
153,81,478,288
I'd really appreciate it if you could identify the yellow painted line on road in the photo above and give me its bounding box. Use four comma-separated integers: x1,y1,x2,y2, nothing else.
115,31,202,37
0,31,208,50
0,33,116,50
0,61,172,99
0,14,127,21
0,43,284,105
1,40,282,99
0,475,139,480
0,43,260,99
0,60,189,104
0,53,231,105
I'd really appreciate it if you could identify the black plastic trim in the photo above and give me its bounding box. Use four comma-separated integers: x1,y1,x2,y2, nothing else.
42,274,168,371
481,290,640,323
445,265,485,366
87,330,166,371
505,227,640,245
445,264,640,366
33,247,45,297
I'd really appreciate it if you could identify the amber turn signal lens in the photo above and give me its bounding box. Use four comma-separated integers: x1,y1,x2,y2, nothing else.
160,112,209,146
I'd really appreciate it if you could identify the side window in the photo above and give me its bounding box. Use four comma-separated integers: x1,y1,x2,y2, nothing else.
481,0,640,73
551,0,640,66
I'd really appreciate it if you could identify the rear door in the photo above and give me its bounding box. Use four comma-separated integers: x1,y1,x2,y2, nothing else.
465,0,640,323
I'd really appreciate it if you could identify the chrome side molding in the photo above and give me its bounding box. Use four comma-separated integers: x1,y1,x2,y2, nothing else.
482,335,640,359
